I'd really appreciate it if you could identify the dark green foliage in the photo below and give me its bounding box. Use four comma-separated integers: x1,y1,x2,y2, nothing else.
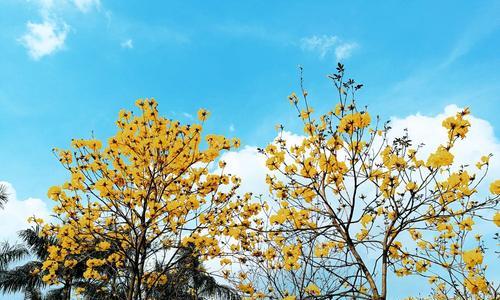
0,226,68,300
148,246,241,300
0,184,8,209
1,229,241,300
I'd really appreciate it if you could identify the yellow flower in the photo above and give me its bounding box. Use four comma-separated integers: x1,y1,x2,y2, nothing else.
428,276,437,284
305,283,320,295
282,243,301,270
458,217,474,231
30,268,40,275
489,179,500,195
314,242,334,258
220,258,232,266
494,211,500,227
442,110,471,139
436,222,452,232
302,188,316,203
465,274,488,294
238,283,254,295
288,92,298,105
96,241,111,251
47,186,62,200
356,229,369,241
450,243,460,255
58,150,72,164
387,210,397,220
64,259,78,268
406,181,417,191
360,214,374,228
338,112,371,134
462,248,483,269
197,109,210,121
427,146,454,168
409,229,422,240
300,108,314,120
270,208,289,225
415,260,430,273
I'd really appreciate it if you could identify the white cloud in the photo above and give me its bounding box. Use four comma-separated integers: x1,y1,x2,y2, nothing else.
36,0,55,13
389,104,500,177
300,35,357,62
72,0,100,13
218,131,304,197
334,42,357,61
121,38,134,49
18,19,69,60
229,124,235,132
218,146,268,196
219,105,499,201
18,0,104,60
301,35,339,58
0,182,51,243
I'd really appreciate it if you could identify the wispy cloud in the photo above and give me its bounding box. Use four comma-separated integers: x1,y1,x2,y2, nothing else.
19,19,69,60
18,0,104,60
440,3,500,68
229,124,235,132
380,2,500,110
121,38,133,49
300,35,358,61
334,42,357,61
182,112,193,119
73,0,101,13
300,35,338,58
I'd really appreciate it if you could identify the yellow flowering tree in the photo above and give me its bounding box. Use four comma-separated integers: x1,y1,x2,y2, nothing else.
37,99,249,300
227,65,499,299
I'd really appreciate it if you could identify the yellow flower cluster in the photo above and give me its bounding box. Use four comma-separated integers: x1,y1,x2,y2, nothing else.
462,248,483,269
464,274,488,295
437,171,475,205
490,179,500,195
37,99,251,292
338,112,371,134
282,244,301,270
442,109,471,140
426,146,454,168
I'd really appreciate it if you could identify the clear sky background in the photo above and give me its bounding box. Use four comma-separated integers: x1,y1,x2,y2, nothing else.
0,1,499,299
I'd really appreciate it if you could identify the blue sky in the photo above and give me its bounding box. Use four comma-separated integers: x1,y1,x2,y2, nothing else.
0,1,499,298
1,0,499,200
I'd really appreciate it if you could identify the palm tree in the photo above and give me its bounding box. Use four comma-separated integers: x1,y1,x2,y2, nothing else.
147,246,241,300
0,226,76,300
0,184,8,209
71,245,240,300
1,226,241,300
0,240,44,299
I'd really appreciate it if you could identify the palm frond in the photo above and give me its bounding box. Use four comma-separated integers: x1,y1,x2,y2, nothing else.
42,287,65,300
73,280,125,300
196,274,241,300
0,242,29,270
18,226,56,260
0,261,44,294
24,287,43,300
149,246,241,300
0,184,8,209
